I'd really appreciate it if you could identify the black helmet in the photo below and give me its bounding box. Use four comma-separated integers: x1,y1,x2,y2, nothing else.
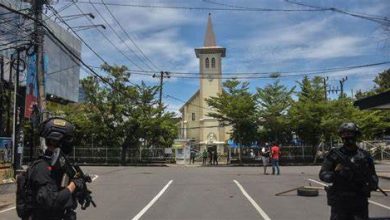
338,122,361,138
39,117,75,154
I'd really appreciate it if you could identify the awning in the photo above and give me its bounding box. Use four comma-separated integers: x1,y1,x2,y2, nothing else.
354,91,390,110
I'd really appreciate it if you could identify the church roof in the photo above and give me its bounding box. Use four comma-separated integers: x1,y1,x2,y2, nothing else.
179,90,200,112
204,13,216,47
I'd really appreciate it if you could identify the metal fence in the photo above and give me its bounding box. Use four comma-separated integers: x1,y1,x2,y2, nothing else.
22,146,174,165
361,141,390,161
18,141,390,165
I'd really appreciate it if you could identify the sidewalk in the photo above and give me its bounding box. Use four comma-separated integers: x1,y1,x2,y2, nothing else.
0,192,14,210
0,181,16,212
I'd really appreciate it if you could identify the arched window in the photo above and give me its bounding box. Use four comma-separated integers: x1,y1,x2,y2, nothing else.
211,58,216,68
205,58,209,68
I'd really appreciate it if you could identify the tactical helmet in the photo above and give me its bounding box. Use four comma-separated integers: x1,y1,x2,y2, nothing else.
39,117,75,154
338,122,361,138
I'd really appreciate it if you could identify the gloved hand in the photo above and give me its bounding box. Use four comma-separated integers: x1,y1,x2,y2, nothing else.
72,178,85,192
335,164,353,181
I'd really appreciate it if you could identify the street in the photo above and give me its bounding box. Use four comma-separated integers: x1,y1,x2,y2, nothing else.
1,165,389,220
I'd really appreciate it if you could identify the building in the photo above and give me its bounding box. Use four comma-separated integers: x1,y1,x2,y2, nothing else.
177,14,231,158
0,0,81,103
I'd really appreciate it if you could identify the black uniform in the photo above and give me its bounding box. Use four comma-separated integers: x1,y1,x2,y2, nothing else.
319,146,378,220
28,153,76,220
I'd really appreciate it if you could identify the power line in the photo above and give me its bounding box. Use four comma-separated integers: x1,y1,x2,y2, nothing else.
46,5,106,64
100,0,160,71
284,0,390,25
128,61,390,79
87,1,153,71
72,1,328,12
0,2,139,103
106,61,390,77
165,94,210,111
64,3,146,71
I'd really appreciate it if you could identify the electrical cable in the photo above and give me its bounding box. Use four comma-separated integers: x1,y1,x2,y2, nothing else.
100,0,160,71
127,61,390,79
60,3,146,71
0,3,129,100
72,1,328,12
284,0,390,25
87,2,153,71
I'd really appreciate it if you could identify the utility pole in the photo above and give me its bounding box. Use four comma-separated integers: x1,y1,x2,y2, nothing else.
339,76,348,98
153,71,170,106
33,0,47,120
12,48,26,171
32,0,48,155
323,76,329,100
0,56,3,136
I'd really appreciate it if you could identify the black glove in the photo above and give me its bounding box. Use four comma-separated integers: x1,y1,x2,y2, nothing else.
72,178,85,192
337,166,354,181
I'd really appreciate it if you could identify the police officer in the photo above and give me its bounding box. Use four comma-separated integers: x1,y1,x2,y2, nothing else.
22,117,85,220
319,122,379,220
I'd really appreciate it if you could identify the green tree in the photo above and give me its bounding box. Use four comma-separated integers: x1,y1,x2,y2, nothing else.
206,80,258,162
48,64,178,165
288,76,327,154
255,80,295,143
373,69,390,93
355,68,390,99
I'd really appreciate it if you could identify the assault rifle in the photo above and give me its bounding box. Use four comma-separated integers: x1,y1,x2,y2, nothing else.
59,151,97,209
333,149,387,196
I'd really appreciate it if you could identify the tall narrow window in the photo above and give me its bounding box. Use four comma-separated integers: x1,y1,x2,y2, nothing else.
192,113,195,121
211,58,216,68
205,58,209,68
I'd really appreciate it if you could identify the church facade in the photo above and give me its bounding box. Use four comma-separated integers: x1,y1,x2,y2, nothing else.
177,15,231,155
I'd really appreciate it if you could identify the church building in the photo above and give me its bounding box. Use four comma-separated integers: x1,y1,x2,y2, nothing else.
177,14,231,156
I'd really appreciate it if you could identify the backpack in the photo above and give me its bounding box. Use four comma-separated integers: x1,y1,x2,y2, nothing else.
16,159,41,219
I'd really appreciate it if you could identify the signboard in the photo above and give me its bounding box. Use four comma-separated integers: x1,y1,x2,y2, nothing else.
24,53,38,118
0,137,12,162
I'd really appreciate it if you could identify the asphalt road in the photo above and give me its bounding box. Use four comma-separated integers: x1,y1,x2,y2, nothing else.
1,165,389,220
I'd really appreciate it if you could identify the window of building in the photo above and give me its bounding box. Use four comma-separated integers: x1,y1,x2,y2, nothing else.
205,58,209,68
192,113,195,121
211,57,216,68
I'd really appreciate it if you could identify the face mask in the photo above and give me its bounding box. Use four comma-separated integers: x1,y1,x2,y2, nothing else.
343,137,356,147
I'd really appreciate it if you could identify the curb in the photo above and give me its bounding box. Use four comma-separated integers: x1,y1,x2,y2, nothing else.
378,174,390,180
0,202,12,210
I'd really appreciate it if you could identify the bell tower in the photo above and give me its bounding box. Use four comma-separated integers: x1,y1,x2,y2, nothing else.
195,13,226,119
194,14,226,151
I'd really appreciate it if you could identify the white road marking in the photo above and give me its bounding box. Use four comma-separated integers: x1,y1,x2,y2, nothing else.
233,180,271,220
92,174,99,182
307,178,327,187
307,178,390,211
369,200,390,210
0,206,15,214
131,180,173,220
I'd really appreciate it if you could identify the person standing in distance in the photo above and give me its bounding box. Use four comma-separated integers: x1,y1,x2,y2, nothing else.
16,117,85,220
261,143,270,175
319,122,379,220
271,142,281,175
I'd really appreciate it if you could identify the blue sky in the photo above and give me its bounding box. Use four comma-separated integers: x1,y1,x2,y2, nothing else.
50,0,390,113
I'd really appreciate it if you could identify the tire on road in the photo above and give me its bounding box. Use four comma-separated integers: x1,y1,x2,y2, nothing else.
297,187,319,197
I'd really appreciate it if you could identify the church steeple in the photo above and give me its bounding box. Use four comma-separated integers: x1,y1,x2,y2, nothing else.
204,13,216,47
195,14,225,58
